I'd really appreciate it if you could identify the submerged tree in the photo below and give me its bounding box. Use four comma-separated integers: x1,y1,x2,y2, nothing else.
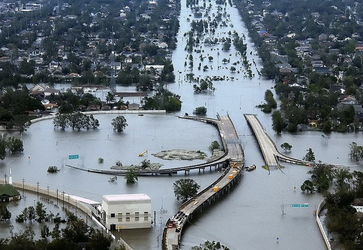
193,106,207,115
111,116,128,132
0,204,11,220
173,178,200,202
7,137,23,153
272,110,285,134
349,142,363,161
209,141,221,151
192,240,230,250
280,142,292,152
303,148,315,162
301,180,314,193
125,169,138,184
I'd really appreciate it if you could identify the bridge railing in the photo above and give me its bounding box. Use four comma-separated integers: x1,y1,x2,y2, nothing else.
179,162,230,211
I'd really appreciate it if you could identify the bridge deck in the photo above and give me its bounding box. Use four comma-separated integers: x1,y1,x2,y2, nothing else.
244,114,279,168
163,115,244,250
244,114,307,168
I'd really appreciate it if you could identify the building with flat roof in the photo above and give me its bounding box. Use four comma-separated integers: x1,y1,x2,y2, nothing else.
101,194,151,230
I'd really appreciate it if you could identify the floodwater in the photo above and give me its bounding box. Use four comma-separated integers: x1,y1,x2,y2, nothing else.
0,0,362,249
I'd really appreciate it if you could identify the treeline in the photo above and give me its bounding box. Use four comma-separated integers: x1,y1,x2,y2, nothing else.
53,112,99,131
301,163,363,249
1,205,114,250
0,134,23,160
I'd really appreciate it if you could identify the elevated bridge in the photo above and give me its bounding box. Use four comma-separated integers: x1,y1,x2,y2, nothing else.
244,114,307,168
66,115,239,176
162,114,244,250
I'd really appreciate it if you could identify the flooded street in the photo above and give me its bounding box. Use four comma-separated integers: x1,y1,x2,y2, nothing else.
0,0,362,249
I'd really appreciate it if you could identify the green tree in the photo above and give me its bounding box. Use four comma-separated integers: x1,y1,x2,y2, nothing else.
106,92,115,104
35,202,47,223
209,141,221,151
62,215,89,243
40,225,50,239
173,178,200,202
7,136,23,154
280,142,292,152
112,116,128,132
272,111,285,134
87,228,113,250
7,226,35,250
53,113,69,130
89,114,100,129
140,159,150,170
27,206,35,221
21,207,28,221
300,180,314,193
192,240,230,250
142,90,182,112
349,142,363,161
51,222,61,240
303,148,315,162
0,134,7,160
10,114,31,132
333,168,352,193
0,204,11,220
125,169,138,184
193,106,207,115
309,164,334,193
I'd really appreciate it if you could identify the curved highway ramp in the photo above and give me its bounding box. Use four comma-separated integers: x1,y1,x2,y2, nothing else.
162,114,244,250
244,114,307,168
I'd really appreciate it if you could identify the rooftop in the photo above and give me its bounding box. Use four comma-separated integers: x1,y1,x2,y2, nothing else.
0,184,20,197
103,193,150,202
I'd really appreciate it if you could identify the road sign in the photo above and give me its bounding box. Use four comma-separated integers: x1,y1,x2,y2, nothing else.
68,154,79,160
291,203,309,208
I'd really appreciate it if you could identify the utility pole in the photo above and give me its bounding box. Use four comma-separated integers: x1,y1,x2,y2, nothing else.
22,178,25,198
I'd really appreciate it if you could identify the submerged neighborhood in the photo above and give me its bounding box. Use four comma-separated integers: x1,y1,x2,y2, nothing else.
1,0,363,249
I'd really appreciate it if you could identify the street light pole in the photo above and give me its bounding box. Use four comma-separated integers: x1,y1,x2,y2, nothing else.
22,178,25,198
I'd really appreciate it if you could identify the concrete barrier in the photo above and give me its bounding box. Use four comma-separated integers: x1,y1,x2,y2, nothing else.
316,199,331,250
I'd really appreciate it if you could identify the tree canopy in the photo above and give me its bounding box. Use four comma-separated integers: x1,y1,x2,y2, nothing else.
125,169,138,184
280,142,292,152
53,112,100,131
173,178,200,202
142,90,182,112
111,116,128,132
303,148,315,162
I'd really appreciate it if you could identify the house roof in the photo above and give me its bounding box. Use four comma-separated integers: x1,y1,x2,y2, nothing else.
0,184,20,197
352,198,363,206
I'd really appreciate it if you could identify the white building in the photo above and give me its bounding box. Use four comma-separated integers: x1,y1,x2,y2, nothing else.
102,194,151,230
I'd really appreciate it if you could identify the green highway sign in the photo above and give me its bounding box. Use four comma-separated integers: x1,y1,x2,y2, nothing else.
69,154,79,160
291,203,309,208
